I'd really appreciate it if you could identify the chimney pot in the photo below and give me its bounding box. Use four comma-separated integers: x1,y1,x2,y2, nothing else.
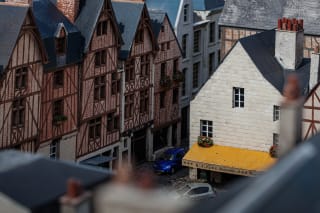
278,19,282,30
67,179,83,198
293,24,297,32
287,19,292,31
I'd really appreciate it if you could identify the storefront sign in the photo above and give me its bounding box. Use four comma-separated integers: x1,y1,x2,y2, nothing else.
182,159,259,176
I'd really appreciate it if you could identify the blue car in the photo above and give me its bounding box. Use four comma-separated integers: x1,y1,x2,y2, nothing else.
153,148,185,174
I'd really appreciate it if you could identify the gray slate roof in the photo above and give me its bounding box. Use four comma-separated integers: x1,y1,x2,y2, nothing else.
145,0,181,27
193,0,225,11
112,1,144,59
219,0,320,36
33,0,83,71
238,30,310,94
0,150,110,211
149,10,166,38
0,4,29,73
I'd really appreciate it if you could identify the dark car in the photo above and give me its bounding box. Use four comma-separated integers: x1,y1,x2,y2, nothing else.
153,148,185,174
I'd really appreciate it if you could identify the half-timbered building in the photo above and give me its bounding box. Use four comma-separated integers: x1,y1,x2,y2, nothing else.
149,11,182,155
73,0,123,168
219,0,320,59
0,3,47,152
113,1,157,163
34,0,83,161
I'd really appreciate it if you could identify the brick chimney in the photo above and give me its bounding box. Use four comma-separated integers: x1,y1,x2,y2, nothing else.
57,0,80,23
60,178,92,213
275,18,304,70
309,46,320,90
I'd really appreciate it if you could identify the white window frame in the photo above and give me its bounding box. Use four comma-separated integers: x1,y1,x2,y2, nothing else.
233,87,244,108
183,4,189,22
50,139,60,159
273,133,279,146
273,105,280,121
200,120,213,138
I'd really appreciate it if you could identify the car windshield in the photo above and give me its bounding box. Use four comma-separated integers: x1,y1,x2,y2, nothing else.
160,152,175,161
177,185,191,195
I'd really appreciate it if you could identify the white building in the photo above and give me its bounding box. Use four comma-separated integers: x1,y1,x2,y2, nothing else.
183,18,314,180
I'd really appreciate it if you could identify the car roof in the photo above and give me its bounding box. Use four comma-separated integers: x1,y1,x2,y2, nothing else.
187,183,212,188
165,147,184,154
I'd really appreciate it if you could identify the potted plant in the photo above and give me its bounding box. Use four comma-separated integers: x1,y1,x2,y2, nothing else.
52,114,67,125
269,144,278,158
197,136,213,147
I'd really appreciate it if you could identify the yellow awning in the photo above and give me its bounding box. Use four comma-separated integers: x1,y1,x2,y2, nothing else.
182,143,276,176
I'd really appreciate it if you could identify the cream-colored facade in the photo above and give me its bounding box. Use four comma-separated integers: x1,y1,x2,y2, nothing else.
190,42,282,152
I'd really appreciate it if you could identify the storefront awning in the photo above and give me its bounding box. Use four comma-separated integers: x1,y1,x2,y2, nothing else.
182,143,276,176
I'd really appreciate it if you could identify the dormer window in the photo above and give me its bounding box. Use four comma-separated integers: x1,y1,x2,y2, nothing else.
97,20,108,36
135,28,144,43
55,28,66,55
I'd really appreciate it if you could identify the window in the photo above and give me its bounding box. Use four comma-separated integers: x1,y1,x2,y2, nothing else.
182,34,188,58
273,133,279,146
135,28,144,43
193,30,201,53
140,55,150,77
88,117,101,140
209,52,215,75
167,42,170,50
161,43,165,51
233,87,244,108
201,120,213,137
273,105,280,121
188,187,209,195
15,66,27,90
53,99,63,117
96,20,108,36
12,98,25,127
160,91,165,108
161,26,165,32
218,50,221,64
140,89,149,113
50,139,60,159
111,72,120,95
173,59,179,73
172,88,179,104
95,50,106,67
125,94,134,119
107,113,119,131
193,62,199,89
183,4,189,22
161,63,166,79
53,70,64,87
125,59,135,82
182,68,187,96
209,22,216,43
94,75,106,101
56,37,66,55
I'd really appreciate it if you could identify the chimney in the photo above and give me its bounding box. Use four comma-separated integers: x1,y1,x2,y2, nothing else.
57,0,80,23
60,178,92,213
309,46,320,90
2,0,32,6
275,18,304,70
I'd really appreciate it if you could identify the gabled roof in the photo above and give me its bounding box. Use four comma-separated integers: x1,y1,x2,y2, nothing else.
75,0,122,52
238,30,310,94
145,0,181,27
219,0,320,36
0,4,29,73
0,150,110,210
33,0,83,70
112,1,144,59
192,0,225,11
148,10,166,38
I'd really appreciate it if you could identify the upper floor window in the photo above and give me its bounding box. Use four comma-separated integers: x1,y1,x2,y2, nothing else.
97,20,108,36
233,87,244,108
200,120,213,137
53,99,64,117
193,30,201,53
50,139,60,159
182,68,187,96
135,28,144,43
209,22,216,43
12,98,25,127
53,70,64,87
107,112,119,131
273,105,280,121
94,75,106,101
173,59,179,73
125,94,134,119
140,89,149,113
160,91,165,109
182,34,188,58
15,66,27,90
161,62,166,79
140,55,150,77
209,52,215,75
111,72,120,95
183,4,189,22
172,88,179,104
95,50,106,67
192,62,200,89
125,59,135,82
88,117,101,140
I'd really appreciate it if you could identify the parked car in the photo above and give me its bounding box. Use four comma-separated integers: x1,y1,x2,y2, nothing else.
153,147,185,174
175,183,216,200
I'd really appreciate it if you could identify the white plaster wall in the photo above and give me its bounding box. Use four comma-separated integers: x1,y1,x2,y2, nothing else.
0,193,30,213
190,42,282,152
